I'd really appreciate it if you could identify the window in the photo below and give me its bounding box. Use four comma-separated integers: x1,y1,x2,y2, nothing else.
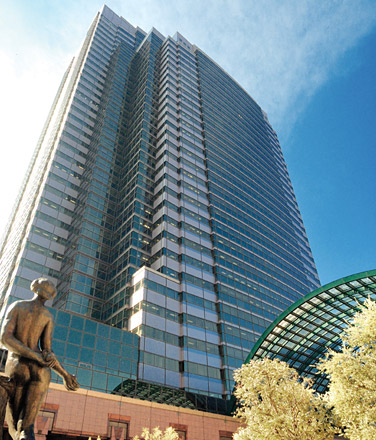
170,424,187,440
35,410,55,436
219,431,234,440
176,430,186,440
108,420,129,440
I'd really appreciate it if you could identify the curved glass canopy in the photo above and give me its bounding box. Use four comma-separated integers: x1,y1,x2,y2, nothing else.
247,270,376,390
229,270,376,414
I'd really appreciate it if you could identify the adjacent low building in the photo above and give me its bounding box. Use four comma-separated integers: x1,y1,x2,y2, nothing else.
0,380,239,440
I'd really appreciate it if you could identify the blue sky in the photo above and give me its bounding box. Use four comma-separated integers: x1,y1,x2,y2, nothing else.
0,0,375,285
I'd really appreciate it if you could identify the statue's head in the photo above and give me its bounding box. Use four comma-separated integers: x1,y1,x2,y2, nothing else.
30,278,57,301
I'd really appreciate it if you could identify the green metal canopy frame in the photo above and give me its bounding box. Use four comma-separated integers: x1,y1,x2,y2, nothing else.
229,269,376,414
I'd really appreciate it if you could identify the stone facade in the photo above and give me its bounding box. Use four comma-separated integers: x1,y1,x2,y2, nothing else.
2,382,239,440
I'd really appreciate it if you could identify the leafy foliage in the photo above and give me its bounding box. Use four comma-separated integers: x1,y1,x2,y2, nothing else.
233,358,337,440
318,297,376,440
132,426,179,440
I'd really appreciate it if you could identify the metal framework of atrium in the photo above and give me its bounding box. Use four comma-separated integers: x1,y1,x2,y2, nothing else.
112,378,229,414
243,270,376,394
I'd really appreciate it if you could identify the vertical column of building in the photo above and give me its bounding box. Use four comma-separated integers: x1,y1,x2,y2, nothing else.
123,35,183,388
104,30,164,329
173,35,222,396
55,39,137,320
125,34,182,388
129,33,224,396
0,13,102,312
50,11,117,315
0,6,149,321
195,49,320,395
54,9,148,318
263,116,320,289
51,11,148,319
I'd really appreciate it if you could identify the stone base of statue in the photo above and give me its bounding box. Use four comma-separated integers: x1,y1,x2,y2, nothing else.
0,376,15,440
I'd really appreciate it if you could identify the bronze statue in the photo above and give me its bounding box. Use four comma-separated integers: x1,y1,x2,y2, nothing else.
0,278,79,440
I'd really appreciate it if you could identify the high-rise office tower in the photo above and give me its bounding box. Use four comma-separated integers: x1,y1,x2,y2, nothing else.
0,6,319,398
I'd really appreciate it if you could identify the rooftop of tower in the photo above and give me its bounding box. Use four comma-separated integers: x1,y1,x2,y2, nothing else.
100,4,263,116
100,4,147,39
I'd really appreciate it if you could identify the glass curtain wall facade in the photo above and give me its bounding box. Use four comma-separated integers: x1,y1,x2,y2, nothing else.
0,5,319,399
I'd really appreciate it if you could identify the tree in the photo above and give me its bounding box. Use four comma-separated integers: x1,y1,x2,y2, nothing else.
132,426,179,440
233,358,337,440
318,297,376,440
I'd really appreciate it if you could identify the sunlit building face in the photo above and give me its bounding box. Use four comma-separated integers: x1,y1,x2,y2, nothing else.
0,5,319,400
